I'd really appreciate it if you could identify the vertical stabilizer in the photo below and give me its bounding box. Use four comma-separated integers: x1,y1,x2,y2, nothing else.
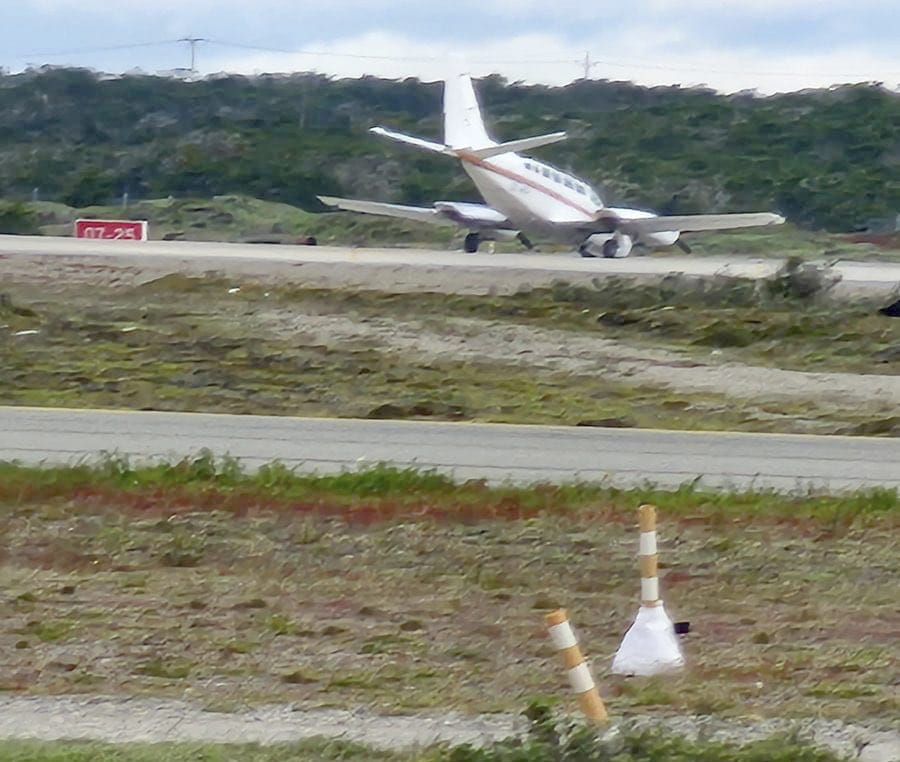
443,72,495,150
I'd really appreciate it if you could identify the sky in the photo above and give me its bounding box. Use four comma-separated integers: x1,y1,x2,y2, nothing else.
2,0,899,94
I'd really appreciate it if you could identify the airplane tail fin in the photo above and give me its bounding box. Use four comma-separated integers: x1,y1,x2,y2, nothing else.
370,70,567,159
443,72,494,150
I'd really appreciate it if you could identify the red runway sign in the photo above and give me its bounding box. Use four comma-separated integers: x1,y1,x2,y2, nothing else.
74,219,148,241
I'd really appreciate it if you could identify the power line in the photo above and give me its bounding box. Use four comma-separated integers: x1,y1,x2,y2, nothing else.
179,37,208,73
6,37,899,81
10,40,178,60
207,41,900,79
566,55,900,79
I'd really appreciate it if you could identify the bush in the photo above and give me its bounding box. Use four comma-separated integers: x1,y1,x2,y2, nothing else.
0,200,40,234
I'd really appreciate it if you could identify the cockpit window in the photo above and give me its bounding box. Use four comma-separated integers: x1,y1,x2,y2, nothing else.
576,185,586,195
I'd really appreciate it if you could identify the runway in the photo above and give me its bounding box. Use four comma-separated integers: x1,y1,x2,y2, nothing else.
2,234,899,296
3,406,898,492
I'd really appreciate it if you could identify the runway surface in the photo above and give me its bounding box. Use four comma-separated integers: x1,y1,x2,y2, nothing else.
3,406,898,492
2,234,899,295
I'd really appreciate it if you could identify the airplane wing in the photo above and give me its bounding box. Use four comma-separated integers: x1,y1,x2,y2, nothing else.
619,212,785,235
317,196,513,230
552,210,784,235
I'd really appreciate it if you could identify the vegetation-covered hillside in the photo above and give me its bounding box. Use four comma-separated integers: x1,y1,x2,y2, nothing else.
0,67,897,231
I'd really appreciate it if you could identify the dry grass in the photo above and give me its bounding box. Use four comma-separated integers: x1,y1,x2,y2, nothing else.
0,462,896,723
2,274,898,434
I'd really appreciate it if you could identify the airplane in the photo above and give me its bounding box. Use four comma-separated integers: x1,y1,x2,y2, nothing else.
318,73,785,258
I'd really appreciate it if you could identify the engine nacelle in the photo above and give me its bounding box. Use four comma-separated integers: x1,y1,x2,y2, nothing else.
584,232,634,258
643,230,680,248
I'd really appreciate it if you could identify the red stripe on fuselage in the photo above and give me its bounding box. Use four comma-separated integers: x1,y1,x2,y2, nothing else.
458,153,598,220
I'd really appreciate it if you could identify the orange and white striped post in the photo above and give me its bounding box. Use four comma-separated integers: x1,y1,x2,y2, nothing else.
544,608,608,723
638,504,660,607
611,504,684,676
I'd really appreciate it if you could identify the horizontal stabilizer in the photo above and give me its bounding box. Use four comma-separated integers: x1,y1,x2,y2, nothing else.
463,132,567,159
369,127,454,156
370,125,566,161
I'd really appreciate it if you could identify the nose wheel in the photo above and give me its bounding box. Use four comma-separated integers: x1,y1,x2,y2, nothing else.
464,232,481,253
578,243,596,258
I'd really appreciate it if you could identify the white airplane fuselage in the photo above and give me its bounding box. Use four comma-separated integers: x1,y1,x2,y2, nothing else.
460,152,678,247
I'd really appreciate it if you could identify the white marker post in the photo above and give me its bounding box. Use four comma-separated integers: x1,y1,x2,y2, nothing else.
611,504,684,676
545,608,608,723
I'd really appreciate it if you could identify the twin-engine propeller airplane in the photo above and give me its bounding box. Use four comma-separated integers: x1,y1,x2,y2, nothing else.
319,73,785,257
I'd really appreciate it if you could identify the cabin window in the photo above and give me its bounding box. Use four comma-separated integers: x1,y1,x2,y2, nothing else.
542,167,551,178
576,185,586,195
553,173,562,183
524,162,532,171
564,178,574,189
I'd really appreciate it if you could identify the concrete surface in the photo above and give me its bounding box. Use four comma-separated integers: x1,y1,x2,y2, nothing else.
3,406,899,492
2,234,898,297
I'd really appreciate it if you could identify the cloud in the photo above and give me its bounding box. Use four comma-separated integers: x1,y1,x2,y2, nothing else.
202,29,900,94
5,1,900,93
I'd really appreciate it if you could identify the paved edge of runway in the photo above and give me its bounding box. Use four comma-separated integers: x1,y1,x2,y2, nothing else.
3,406,899,493
3,404,893,444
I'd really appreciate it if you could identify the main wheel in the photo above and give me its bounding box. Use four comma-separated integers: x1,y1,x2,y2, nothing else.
578,243,596,258
464,232,481,253
602,238,620,258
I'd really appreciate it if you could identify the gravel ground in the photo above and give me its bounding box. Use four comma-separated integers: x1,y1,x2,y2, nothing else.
0,696,897,760
271,311,900,411
0,695,524,748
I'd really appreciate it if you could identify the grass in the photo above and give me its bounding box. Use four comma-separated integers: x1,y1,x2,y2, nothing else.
2,272,898,435
256,271,898,376
28,195,900,262
32,195,458,248
0,730,852,762
0,738,406,761
1,456,897,523
0,712,855,761
685,224,900,262
0,459,896,723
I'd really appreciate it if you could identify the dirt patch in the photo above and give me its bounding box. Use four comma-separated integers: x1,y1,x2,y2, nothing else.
263,309,900,411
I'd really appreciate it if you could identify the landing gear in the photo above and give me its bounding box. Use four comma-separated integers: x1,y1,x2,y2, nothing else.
517,232,535,250
601,238,620,258
578,243,596,258
464,232,481,253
